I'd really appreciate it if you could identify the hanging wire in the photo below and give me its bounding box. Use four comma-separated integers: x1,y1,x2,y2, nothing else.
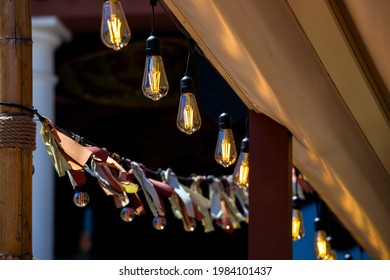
0,101,45,121
150,0,157,35
157,0,191,40
184,38,195,76
293,167,300,196
245,109,249,138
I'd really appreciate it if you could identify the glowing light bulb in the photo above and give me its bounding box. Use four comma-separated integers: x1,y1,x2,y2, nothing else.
152,216,167,230
142,35,169,101
215,112,237,167
314,217,331,259
120,207,135,222
100,0,131,50
233,137,249,188
73,191,89,207
292,195,305,240
177,76,201,135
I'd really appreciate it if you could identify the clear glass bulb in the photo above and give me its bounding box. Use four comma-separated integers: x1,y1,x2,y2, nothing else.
177,76,201,135
233,138,249,188
152,216,167,230
73,191,89,207
233,152,249,188
313,217,331,259
215,129,237,167
292,195,305,240
120,207,135,222
101,0,131,50
142,36,169,101
292,209,305,240
215,112,237,167
314,230,330,259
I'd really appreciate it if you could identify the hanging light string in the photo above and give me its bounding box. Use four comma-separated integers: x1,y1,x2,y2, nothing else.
0,102,248,232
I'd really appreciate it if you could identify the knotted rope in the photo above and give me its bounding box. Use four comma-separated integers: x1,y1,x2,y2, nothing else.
0,113,36,150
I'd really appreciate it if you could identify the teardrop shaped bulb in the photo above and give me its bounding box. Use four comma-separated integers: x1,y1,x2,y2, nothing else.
152,216,167,230
73,191,89,207
101,0,131,50
120,207,135,222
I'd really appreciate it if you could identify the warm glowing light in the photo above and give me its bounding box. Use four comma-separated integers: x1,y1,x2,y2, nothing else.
107,16,122,47
177,77,201,135
292,216,301,239
142,36,169,101
221,138,231,162
147,68,161,94
315,234,329,259
233,138,249,188
183,104,194,130
215,118,237,168
238,162,249,184
292,195,305,240
101,0,131,50
314,217,330,259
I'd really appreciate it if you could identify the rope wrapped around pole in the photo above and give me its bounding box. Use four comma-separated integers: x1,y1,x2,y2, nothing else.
0,113,36,150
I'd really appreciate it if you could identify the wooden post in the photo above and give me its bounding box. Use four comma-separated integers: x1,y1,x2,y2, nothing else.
248,112,292,259
0,0,33,259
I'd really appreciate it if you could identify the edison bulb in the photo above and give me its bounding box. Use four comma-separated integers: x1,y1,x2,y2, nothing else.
314,217,331,259
177,76,201,135
101,0,131,50
142,35,169,101
233,137,249,188
153,216,167,230
120,207,135,222
292,195,305,240
73,191,89,207
215,112,237,167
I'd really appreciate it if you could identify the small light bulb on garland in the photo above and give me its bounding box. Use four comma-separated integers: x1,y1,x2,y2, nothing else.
73,186,90,208
153,216,167,230
120,207,135,222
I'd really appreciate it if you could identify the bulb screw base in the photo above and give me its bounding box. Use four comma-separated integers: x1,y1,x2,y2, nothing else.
218,112,232,129
146,35,160,56
180,76,194,93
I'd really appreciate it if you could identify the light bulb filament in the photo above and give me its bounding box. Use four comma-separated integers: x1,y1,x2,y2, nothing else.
238,162,249,185
183,104,194,130
316,239,328,259
222,138,231,162
292,217,301,239
148,68,161,94
107,16,122,47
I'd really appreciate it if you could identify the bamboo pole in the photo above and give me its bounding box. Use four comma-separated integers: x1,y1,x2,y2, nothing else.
0,0,33,260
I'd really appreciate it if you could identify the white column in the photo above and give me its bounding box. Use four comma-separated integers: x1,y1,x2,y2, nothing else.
32,16,71,260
